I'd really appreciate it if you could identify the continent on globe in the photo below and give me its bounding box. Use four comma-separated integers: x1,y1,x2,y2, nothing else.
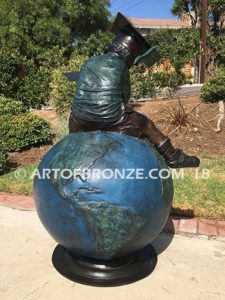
34,132,173,260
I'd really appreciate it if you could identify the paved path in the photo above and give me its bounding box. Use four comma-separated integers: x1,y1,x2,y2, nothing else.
175,84,203,97
1,192,225,238
0,206,225,300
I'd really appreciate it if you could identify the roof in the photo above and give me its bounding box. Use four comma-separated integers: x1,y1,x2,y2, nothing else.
129,18,189,29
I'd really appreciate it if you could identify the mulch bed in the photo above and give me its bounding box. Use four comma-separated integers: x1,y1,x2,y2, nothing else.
135,96,225,156
7,96,225,168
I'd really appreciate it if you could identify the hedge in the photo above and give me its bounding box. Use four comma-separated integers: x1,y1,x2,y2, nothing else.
0,114,52,151
0,150,7,174
0,96,27,116
201,68,225,103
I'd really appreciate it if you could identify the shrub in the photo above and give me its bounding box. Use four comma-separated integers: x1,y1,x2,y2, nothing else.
0,150,7,174
152,71,187,90
130,64,187,100
50,54,87,116
0,96,27,116
54,115,70,142
0,50,50,109
201,68,225,103
130,64,156,100
0,114,52,151
16,67,50,109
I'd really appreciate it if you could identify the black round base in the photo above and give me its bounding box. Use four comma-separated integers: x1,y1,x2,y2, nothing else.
52,244,157,287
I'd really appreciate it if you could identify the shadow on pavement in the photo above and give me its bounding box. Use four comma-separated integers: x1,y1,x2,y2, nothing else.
151,217,175,255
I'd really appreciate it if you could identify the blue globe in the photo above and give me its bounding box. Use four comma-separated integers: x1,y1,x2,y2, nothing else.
34,132,173,260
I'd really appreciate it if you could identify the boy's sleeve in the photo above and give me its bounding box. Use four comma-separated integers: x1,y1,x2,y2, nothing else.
122,67,131,104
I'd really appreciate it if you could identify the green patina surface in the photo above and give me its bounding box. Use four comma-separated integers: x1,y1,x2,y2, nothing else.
49,132,118,194
48,132,147,258
77,201,145,259
72,53,131,122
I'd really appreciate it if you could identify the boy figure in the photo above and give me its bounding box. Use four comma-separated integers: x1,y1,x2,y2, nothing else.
68,13,200,168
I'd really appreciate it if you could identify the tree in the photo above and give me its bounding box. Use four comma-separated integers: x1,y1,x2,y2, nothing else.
147,28,200,73
77,30,113,57
0,0,111,65
171,0,225,75
171,0,225,35
0,0,111,108
172,0,200,27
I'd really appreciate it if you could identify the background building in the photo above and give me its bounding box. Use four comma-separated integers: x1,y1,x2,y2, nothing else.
129,18,189,35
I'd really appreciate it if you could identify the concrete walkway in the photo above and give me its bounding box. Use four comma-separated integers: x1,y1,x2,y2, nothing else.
1,192,225,238
0,206,225,300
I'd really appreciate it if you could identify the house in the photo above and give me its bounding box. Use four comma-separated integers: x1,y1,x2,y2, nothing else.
129,18,189,36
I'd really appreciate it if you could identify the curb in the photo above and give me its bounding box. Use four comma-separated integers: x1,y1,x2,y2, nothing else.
0,192,225,238
0,192,35,211
163,216,225,239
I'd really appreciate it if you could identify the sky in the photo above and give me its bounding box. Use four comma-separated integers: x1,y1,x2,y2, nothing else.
109,0,177,19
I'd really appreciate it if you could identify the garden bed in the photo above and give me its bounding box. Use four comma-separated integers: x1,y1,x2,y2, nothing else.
135,96,225,156
1,96,225,220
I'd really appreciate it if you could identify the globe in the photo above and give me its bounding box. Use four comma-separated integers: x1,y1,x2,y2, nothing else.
33,132,173,285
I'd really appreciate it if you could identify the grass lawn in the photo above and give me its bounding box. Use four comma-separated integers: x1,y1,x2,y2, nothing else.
172,155,225,220
0,155,224,220
0,163,38,196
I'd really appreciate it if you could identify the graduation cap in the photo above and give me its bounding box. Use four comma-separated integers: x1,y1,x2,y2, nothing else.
111,12,161,67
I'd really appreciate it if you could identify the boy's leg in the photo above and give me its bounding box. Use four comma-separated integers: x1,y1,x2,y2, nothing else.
68,110,200,168
142,119,200,168
112,109,200,168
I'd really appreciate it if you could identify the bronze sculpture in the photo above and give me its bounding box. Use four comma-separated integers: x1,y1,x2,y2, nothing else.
67,12,200,169
34,13,190,286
